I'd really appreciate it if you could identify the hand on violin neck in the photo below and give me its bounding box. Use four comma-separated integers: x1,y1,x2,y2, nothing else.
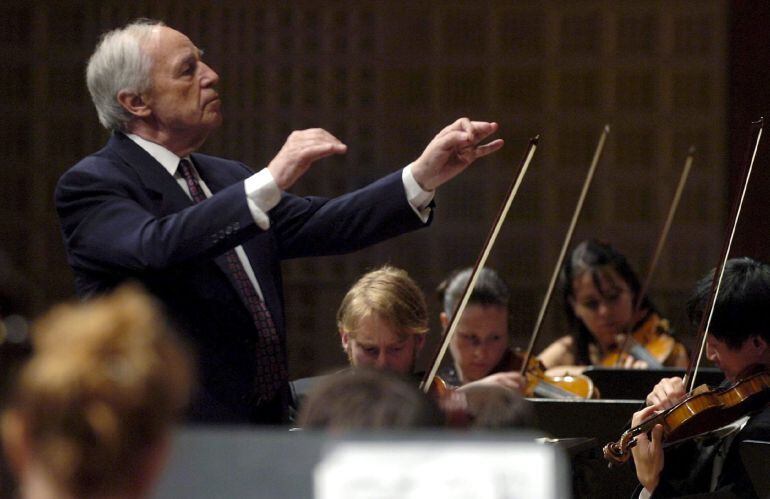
631,405,665,494
411,118,503,191
645,376,686,410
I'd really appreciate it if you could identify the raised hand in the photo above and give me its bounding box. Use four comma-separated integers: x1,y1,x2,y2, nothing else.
411,117,504,191
267,129,347,190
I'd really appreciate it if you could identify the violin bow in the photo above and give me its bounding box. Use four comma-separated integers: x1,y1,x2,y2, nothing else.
686,118,764,392
420,137,539,393
519,125,610,376
613,145,696,367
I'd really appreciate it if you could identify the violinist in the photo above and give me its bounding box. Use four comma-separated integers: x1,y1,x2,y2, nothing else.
337,265,430,376
437,267,526,393
538,240,689,374
632,258,770,498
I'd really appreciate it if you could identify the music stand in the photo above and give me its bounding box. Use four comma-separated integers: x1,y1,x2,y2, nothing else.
582,367,724,400
153,427,569,499
529,398,642,441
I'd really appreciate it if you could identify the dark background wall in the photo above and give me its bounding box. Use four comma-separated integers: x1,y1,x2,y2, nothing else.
728,1,770,263
2,0,766,378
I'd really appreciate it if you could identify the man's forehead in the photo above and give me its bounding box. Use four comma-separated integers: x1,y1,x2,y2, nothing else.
144,26,200,60
354,330,410,347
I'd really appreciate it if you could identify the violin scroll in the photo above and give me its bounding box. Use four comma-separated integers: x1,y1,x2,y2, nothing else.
602,430,638,466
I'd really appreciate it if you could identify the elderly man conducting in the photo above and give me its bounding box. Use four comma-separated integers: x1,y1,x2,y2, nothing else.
56,19,503,425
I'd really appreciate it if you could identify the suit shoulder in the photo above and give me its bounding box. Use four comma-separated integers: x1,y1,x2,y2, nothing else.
59,140,129,178
55,146,142,205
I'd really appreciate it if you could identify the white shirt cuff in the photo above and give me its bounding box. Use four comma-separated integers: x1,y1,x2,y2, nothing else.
244,168,282,230
639,487,652,499
402,164,434,223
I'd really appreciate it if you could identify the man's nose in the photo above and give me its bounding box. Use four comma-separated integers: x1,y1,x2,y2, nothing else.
374,352,388,369
706,344,717,362
200,62,219,87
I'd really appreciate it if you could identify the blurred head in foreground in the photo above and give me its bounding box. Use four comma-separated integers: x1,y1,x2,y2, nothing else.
461,384,536,429
298,368,442,431
2,284,193,499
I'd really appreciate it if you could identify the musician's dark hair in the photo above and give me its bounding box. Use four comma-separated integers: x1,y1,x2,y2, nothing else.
686,257,770,349
561,240,655,364
437,267,510,319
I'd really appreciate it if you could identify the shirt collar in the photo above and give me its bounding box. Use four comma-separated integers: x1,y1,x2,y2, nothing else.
125,133,186,176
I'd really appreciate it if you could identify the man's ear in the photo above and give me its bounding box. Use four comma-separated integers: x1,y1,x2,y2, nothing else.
117,89,152,119
439,312,449,329
339,328,350,352
752,335,768,354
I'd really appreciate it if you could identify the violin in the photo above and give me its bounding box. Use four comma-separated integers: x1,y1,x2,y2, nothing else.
425,374,451,398
424,375,473,428
600,313,688,368
603,367,770,465
496,349,598,399
523,355,597,399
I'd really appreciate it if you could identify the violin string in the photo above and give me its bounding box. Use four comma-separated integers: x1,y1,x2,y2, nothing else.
519,125,610,377
614,145,695,367
687,120,763,391
420,137,539,393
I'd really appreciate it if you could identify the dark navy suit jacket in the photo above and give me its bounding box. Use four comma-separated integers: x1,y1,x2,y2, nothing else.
55,132,428,424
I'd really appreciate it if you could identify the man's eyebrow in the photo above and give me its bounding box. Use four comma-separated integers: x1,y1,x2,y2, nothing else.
174,51,198,70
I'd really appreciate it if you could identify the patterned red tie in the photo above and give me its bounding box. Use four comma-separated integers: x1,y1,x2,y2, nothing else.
178,158,286,402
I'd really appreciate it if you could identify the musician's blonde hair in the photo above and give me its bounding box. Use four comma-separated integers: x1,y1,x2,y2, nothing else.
3,284,192,497
337,266,429,340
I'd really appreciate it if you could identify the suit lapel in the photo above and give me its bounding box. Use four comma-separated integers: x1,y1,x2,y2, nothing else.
109,136,285,334
107,132,193,214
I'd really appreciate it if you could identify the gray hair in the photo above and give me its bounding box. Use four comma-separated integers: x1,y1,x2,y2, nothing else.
86,19,164,131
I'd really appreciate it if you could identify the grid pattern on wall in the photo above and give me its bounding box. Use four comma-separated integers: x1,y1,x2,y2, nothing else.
0,0,727,377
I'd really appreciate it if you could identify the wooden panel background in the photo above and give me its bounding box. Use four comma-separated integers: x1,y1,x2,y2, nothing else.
0,1,733,378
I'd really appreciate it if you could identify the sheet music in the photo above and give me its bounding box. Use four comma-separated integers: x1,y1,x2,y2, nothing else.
314,441,564,499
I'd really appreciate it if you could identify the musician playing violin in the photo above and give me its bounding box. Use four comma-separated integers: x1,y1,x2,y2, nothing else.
632,258,770,498
290,266,525,416
337,266,524,392
437,267,526,393
539,240,689,375
337,266,430,376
